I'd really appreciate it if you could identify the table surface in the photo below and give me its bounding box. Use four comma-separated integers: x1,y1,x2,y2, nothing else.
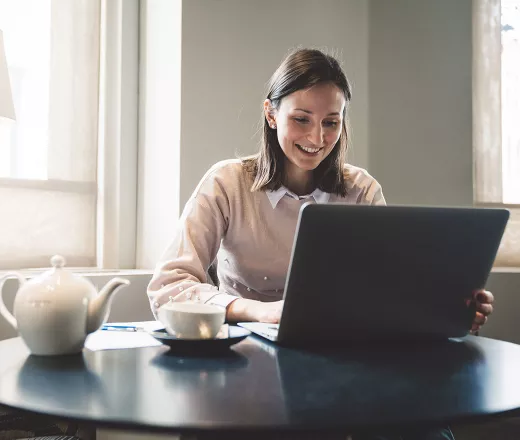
1,334,520,436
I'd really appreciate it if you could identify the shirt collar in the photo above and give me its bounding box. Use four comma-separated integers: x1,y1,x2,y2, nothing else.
266,186,330,209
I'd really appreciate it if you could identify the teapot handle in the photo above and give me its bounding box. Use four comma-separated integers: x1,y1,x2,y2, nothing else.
0,272,25,330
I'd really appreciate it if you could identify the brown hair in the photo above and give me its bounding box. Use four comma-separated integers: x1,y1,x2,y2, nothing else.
243,48,352,196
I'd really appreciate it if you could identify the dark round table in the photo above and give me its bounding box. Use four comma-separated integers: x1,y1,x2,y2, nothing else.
1,335,520,437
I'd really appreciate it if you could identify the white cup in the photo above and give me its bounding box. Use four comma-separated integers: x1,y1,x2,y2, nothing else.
158,302,226,339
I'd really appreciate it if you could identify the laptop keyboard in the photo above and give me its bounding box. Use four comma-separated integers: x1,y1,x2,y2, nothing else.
238,322,279,340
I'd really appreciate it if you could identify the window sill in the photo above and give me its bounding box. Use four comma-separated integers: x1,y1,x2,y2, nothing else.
0,268,154,278
492,266,520,274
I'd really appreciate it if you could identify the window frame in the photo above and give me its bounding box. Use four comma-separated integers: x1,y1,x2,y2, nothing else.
473,0,520,268
96,0,140,270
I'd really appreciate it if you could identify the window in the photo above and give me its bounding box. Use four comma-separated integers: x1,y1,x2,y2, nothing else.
0,0,100,269
473,0,520,267
0,0,139,271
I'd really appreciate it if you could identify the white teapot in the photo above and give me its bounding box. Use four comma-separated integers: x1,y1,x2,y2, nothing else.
0,255,130,356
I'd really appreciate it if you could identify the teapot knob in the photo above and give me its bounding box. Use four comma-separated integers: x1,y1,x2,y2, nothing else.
50,255,66,268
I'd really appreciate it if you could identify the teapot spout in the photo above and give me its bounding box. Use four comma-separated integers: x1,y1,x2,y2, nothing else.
86,277,130,333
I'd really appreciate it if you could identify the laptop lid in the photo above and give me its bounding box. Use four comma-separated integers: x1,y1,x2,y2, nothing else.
276,204,509,346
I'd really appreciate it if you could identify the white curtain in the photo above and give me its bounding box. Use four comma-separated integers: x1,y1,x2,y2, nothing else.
0,0,100,269
473,0,520,267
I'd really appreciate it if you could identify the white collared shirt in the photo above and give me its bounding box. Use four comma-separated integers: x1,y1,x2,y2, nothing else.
148,159,386,316
266,186,330,208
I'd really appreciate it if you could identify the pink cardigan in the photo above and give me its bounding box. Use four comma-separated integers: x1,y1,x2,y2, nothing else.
147,159,386,317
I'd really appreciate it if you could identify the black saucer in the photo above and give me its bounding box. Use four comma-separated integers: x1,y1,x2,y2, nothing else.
148,326,251,353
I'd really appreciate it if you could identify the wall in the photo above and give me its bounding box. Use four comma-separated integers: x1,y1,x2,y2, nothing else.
482,270,520,344
369,0,474,207
179,0,370,207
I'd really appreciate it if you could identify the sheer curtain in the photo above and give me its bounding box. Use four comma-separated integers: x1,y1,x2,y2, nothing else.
473,0,520,267
0,0,100,269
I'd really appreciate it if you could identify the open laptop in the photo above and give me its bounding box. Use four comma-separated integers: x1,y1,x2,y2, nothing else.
238,204,509,346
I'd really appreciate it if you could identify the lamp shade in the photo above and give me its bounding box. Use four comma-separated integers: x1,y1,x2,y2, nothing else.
0,29,15,120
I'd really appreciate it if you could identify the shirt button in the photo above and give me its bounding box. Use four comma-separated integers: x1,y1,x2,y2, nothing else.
154,302,160,308
179,286,184,291
264,276,268,280
233,283,237,289
247,287,251,292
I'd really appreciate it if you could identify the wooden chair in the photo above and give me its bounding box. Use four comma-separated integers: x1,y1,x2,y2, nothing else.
0,405,94,440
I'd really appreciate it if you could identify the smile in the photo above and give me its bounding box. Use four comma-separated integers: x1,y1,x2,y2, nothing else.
296,144,322,154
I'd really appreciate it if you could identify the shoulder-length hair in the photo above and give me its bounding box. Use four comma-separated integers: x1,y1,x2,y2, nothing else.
243,48,352,196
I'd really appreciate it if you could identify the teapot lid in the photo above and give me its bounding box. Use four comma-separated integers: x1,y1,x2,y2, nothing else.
28,255,94,294
50,254,67,269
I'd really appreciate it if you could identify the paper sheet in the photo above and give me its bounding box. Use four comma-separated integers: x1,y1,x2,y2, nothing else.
84,321,164,351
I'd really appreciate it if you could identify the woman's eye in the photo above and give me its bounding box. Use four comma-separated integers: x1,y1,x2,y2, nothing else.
293,117,309,124
323,120,339,128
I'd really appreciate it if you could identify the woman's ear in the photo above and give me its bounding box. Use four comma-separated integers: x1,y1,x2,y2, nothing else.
264,99,277,129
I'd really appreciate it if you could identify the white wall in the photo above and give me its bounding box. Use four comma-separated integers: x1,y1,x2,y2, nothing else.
179,0,370,207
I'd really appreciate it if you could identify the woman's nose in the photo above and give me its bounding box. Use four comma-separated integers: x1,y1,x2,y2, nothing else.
308,124,323,146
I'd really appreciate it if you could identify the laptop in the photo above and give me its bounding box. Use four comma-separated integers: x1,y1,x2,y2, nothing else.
238,204,509,346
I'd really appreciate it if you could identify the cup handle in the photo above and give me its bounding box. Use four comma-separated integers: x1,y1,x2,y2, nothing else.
0,272,25,330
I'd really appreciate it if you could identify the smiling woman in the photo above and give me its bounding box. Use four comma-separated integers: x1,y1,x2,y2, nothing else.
148,48,385,324
246,49,352,197
263,82,346,195
147,48,494,440
148,48,492,334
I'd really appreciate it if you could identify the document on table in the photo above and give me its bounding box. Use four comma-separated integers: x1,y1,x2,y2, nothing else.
85,321,164,351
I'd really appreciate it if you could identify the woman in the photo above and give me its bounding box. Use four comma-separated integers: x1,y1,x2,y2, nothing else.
147,49,493,440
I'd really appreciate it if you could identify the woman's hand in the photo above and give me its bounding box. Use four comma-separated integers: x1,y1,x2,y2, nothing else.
226,298,284,323
254,300,284,323
471,289,494,334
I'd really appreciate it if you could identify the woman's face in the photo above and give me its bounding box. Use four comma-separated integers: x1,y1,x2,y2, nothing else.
265,82,345,179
